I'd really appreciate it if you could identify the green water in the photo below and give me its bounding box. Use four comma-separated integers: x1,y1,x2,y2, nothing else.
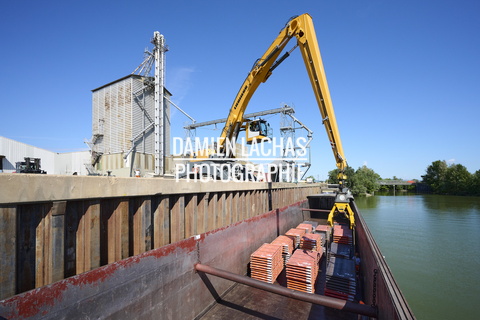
355,194,480,320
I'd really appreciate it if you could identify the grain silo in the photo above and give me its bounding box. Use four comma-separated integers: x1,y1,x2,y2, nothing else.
88,74,171,177
86,32,171,177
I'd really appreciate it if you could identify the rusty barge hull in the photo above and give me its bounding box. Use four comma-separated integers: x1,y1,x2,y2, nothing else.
0,199,308,319
0,200,413,319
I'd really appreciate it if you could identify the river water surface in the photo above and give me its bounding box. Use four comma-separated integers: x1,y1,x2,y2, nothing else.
355,194,480,320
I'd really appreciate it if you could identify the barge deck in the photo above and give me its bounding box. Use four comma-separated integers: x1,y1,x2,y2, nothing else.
198,261,360,320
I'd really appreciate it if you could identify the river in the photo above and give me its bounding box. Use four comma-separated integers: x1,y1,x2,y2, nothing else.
355,194,480,320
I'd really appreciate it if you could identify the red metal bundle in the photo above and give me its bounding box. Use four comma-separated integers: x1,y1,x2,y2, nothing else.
286,249,322,293
271,235,294,265
296,223,313,234
250,243,283,284
299,233,322,252
285,228,306,248
333,224,353,245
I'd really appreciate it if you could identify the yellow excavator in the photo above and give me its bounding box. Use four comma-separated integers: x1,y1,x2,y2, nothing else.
182,13,354,227
215,13,354,228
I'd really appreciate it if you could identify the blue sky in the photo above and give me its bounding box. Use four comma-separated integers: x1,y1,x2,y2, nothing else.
1,0,479,180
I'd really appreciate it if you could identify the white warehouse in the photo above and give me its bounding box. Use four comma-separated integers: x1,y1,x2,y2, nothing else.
0,136,90,175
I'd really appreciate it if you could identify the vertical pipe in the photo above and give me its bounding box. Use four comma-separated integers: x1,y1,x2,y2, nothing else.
154,32,167,176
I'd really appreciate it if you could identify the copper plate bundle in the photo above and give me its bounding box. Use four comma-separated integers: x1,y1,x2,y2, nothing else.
333,224,353,245
299,233,322,252
315,224,331,246
250,243,283,284
271,235,294,265
296,223,313,234
286,249,322,293
285,228,306,248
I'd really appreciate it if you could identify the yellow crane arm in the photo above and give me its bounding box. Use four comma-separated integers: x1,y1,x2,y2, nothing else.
218,13,353,227
220,13,348,181
294,14,348,178
219,18,293,155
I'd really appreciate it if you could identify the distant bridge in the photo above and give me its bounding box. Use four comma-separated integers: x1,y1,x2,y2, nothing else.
377,180,432,193
378,180,415,186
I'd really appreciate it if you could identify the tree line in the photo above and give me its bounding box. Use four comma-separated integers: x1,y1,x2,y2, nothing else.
323,160,480,196
422,160,480,196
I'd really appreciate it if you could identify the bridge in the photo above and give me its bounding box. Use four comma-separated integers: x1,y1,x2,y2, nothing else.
377,179,432,193
378,179,415,186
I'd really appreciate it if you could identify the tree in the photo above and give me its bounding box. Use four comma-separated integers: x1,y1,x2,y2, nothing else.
444,164,472,195
327,165,380,195
422,160,448,193
422,160,479,195
351,165,381,195
472,170,480,195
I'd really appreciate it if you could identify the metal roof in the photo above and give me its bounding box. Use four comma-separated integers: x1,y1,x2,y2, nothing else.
91,74,172,96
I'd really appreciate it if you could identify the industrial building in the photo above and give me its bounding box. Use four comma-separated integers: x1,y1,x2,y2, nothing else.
87,74,171,177
1,32,173,178
84,31,172,178
0,72,172,178
0,136,90,175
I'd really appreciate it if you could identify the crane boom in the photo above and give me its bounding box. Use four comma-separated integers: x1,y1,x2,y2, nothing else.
294,14,347,175
220,13,354,227
220,14,347,176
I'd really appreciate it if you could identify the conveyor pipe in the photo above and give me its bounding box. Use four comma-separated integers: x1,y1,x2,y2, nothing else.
195,263,377,318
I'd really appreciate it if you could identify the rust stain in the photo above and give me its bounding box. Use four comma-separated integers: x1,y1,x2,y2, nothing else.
2,236,198,318
2,200,306,318
2,281,68,319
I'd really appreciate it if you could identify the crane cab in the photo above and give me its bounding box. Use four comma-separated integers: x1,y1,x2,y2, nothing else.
245,119,271,144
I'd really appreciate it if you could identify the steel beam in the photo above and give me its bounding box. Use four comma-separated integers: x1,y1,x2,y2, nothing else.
184,106,294,130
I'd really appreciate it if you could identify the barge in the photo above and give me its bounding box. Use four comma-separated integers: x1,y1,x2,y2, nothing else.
0,178,414,319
